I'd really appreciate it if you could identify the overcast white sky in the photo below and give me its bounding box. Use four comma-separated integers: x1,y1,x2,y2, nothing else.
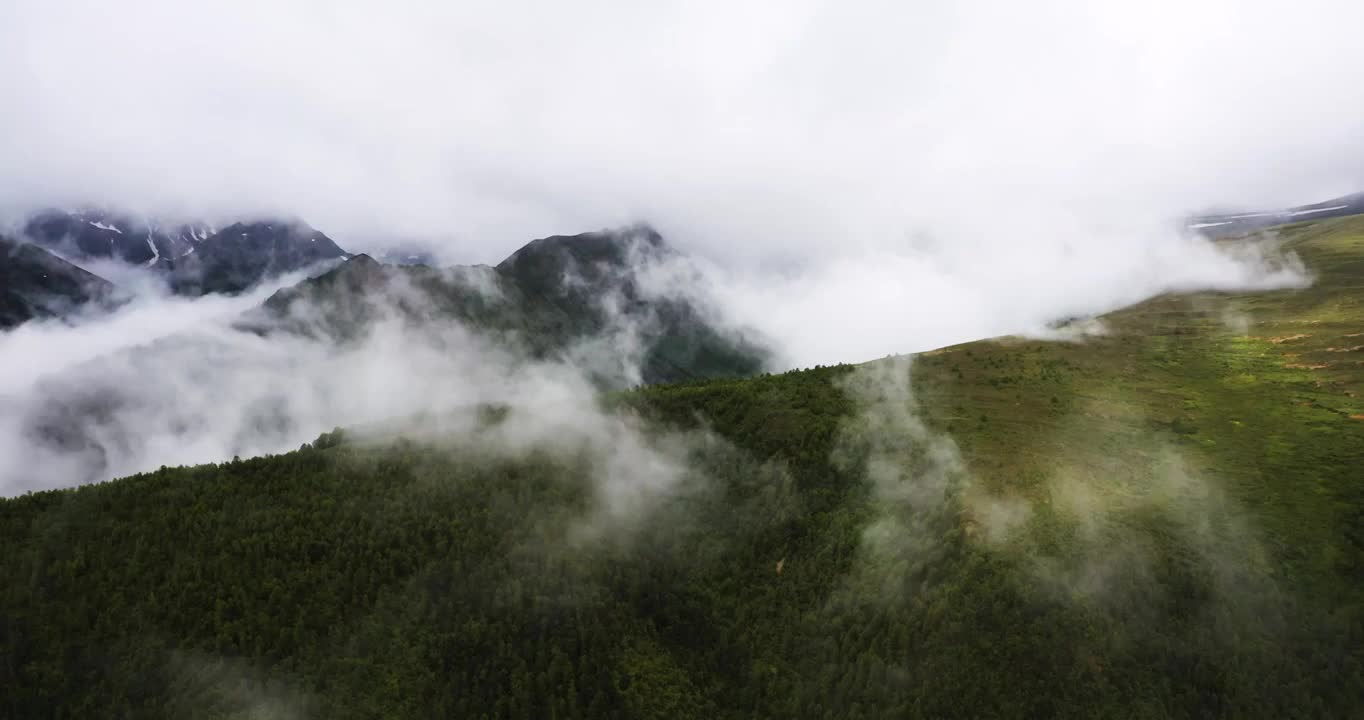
3,0,1362,264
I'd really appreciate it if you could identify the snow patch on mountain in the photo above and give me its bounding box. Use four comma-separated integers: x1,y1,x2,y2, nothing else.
145,234,160,266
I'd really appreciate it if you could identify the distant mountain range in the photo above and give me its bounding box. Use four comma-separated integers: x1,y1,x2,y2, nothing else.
373,242,440,266
20,208,349,295
5,219,770,485
160,220,347,295
1190,191,1364,236
4,208,765,387
22,208,217,267
254,225,769,386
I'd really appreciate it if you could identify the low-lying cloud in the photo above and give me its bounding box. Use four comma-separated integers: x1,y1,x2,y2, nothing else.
0,267,729,497
705,229,1309,366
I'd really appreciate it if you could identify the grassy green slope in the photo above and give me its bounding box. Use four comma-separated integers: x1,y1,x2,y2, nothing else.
3,220,1363,718
909,216,1364,606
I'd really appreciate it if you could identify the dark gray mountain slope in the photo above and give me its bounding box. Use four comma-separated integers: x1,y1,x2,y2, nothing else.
0,236,119,330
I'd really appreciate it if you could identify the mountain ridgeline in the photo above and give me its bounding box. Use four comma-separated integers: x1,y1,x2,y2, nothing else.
21,208,349,296
167,220,347,296
255,225,770,386
24,208,217,267
1191,191,1364,237
6,210,767,388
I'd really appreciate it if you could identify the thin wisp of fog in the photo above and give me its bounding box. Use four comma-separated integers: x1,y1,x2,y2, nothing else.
0,0,1359,494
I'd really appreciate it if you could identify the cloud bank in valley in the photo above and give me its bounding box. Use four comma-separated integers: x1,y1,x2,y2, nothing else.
0,275,711,496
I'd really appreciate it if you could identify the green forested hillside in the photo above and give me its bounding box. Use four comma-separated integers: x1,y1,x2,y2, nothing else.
3,219,1363,718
